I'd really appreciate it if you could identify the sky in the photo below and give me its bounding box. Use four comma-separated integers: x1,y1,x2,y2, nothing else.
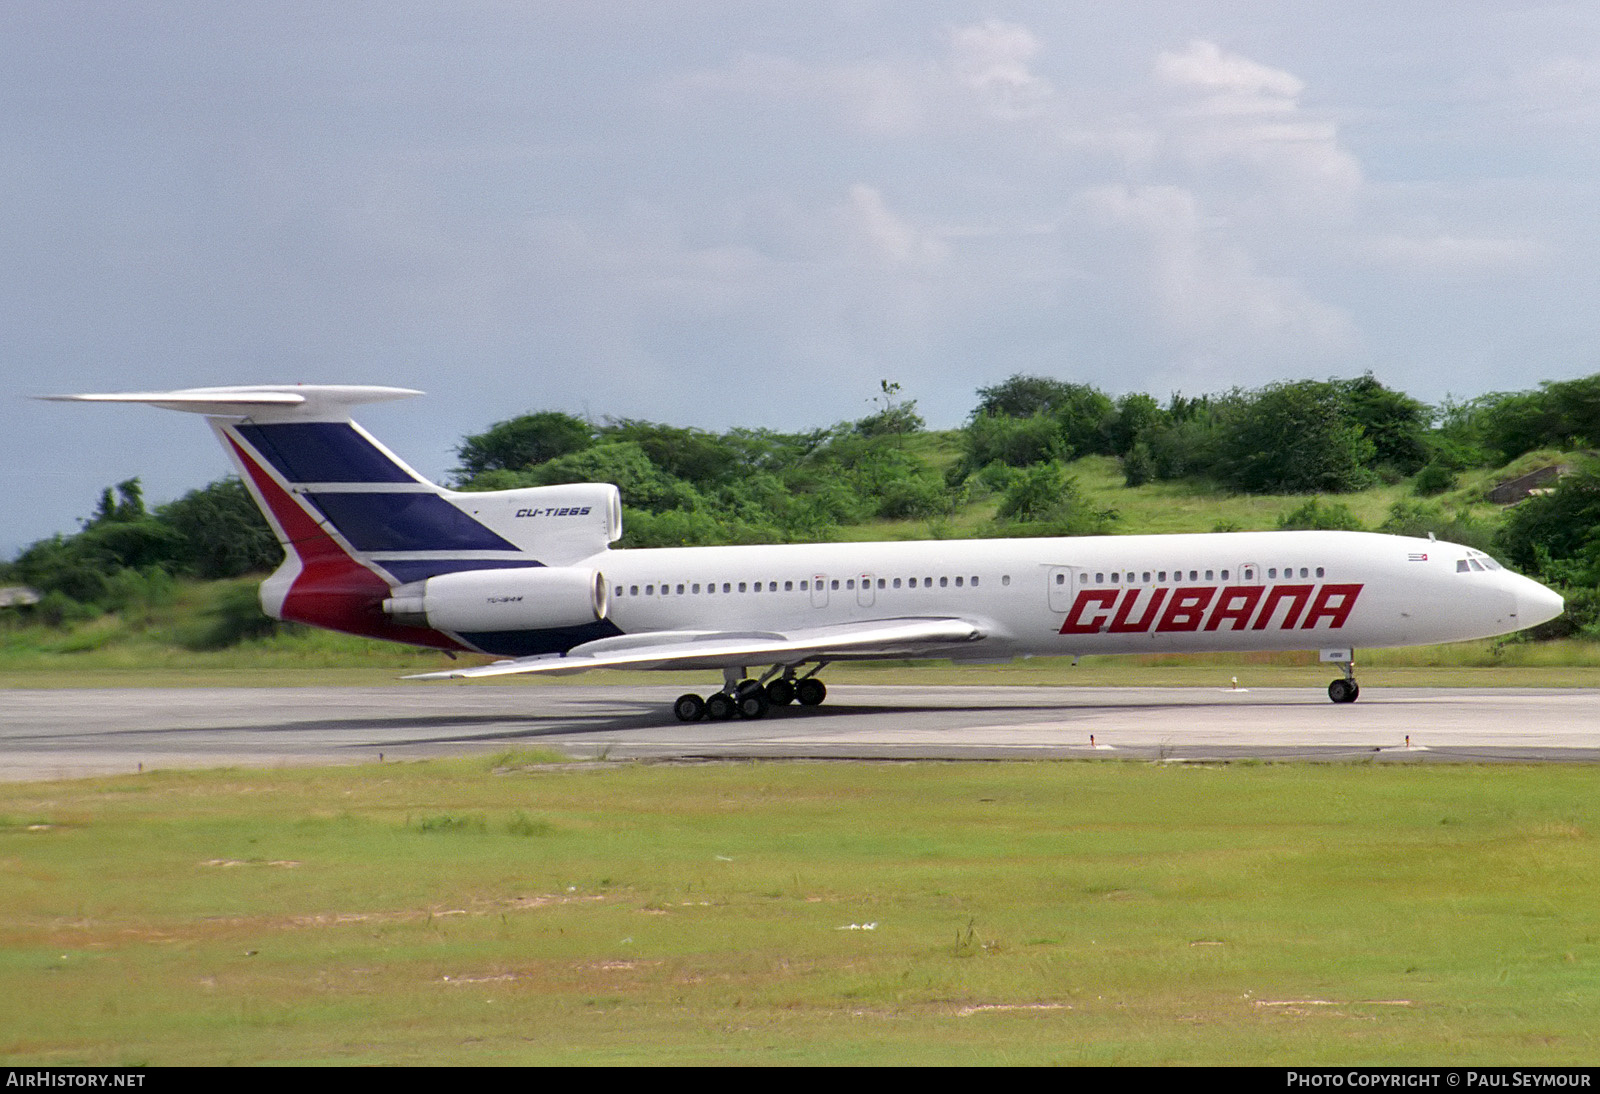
5,1,1600,556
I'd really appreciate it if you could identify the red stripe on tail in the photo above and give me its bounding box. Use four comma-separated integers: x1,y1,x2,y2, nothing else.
228,436,467,651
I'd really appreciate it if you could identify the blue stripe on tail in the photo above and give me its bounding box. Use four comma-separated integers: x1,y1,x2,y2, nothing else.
235,422,418,483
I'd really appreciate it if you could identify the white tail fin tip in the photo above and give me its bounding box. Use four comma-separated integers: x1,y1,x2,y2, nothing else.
37,385,423,417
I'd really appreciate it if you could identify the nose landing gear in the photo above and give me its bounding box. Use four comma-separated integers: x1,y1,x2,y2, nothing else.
1323,651,1360,704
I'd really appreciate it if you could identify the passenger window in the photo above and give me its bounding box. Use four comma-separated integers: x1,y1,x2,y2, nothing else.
940,577,948,587
629,585,638,596
831,580,839,590
722,583,731,593
893,578,902,588
971,576,979,586
1315,568,1324,578
955,576,963,587
1001,575,1010,586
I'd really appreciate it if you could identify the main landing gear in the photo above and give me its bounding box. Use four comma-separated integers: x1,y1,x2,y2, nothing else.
673,666,828,722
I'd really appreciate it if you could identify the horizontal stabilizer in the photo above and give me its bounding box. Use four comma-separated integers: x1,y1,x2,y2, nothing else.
37,385,423,418
407,617,985,679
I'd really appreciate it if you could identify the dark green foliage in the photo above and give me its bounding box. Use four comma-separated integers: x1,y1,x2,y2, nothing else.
1336,373,1431,475
970,375,1115,456
157,478,282,579
1276,498,1364,532
523,442,701,514
1122,441,1155,487
183,581,287,650
1499,460,1600,584
5,476,279,629
1412,461,1457,496
1106,392,1166,457
950,375,1119,486
1137,414,1222,482
992,462,1117,537
1215,381,1376,494
452,411,594,481
854,380,924,441
598,420,739,485
959,413,1068,471
972,374,1081,419
1442,375,1600,463
1378,500,1498,554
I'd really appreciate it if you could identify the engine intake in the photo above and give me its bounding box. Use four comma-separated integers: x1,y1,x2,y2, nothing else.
383,566,608,632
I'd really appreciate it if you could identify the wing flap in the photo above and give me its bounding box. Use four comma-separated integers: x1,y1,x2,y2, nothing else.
408,618,985,680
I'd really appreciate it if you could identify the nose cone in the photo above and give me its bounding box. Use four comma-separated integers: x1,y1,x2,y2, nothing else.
1516,578,1565,629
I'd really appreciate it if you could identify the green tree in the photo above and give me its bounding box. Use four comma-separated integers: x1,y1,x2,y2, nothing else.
1336,373,1431,475
453,411,594,482
1216,381,1375,494
156,478,282,579
1499,460,1600,584
1276,498,1364,532
992,462,1117,537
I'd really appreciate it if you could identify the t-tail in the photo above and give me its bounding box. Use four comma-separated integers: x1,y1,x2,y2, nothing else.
39,385,620,653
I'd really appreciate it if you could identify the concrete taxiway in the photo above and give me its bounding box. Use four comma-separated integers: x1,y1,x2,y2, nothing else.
2,684,1597,780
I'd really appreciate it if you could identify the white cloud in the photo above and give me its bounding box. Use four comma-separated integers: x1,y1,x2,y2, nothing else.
948,19,1053,118
1154,39,1363,213
1075,183,1356,367
838,184,948,269
1157,38,1304,101
663,51,929,136
1361,232,1545,272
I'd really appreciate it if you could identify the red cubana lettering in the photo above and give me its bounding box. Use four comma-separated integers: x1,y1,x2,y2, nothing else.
1108,587,1169,633
1301,583,1363,629
1156,587,1215,632
1250,584,1314,630
1204,586,1264,631
1059,589,1119,634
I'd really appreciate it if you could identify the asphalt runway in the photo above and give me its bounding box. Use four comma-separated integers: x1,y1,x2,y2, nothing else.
2,684,1598,780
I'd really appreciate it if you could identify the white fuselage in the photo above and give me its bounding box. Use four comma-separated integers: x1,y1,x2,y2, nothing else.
580,530,1559,661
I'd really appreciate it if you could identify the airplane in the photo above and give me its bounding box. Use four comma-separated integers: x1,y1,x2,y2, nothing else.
43,384,1566,718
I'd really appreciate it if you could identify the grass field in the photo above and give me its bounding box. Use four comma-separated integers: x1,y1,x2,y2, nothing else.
3,756,1598,1065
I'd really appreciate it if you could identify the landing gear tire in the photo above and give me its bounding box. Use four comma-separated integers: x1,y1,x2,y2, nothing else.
673,693,706,722
795,678,827,707
705,692,737,721
735,689,770,720
765,680,796,707
1328,678,1360,704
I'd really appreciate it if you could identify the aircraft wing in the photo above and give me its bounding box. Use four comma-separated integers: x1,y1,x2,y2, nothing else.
406,617,985,680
